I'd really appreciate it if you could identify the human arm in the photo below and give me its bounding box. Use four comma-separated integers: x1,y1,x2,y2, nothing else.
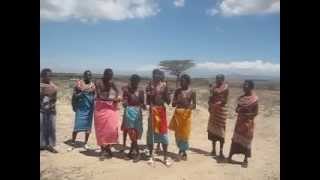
191,91,196,110
111,82,120,101
122,86,129,108
171,90,178,107
220,89,229,106
164,82,171,105
139,90,147,110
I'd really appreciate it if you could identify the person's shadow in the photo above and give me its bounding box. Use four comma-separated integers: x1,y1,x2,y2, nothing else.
189,147,240,164
156,150,181,162
189,147,211,156
64,139,85,149
78,143,150,162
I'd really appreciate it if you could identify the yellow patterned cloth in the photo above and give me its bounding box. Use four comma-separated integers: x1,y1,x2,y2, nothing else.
169,108,192,141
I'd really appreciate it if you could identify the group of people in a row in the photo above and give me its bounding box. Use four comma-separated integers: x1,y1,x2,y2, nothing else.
40,68,258,168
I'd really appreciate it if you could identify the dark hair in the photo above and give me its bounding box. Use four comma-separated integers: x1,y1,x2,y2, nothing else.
152,69,161,75
104,68,113,76
216,74,225,81
181,74,191,84
84,70,91,75
244,80,255,89
130,74,141,82
41,68,52,77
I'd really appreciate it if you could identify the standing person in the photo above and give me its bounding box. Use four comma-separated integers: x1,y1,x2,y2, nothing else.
169,74,196,161
155,70,166,154
70,70,95,150
227,80,259,168
146,69,171,166
40,68,58,153
207,74,229,159
94,68,121,160
121,74,145,161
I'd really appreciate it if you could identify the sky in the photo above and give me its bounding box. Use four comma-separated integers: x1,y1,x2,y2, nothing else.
40,0,280,77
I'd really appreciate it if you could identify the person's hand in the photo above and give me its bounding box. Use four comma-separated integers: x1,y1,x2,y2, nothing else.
141,104,147,110
238,107,248,113
147,90,155,96
43,87,56,96
214,101,222,105
114,96,122,102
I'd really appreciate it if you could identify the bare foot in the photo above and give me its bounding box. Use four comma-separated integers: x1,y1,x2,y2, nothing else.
210,150,217,157
242,161,248,168
99,151,107,161
181,153,187,161
147,158,155,167
164,159,172,167
133,154,141,163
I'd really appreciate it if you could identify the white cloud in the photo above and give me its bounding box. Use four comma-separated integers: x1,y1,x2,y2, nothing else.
207,0,280,16
173,0,185,7
40,0,160,23
135,60,279,76
195,60,279,76
206,8,219,16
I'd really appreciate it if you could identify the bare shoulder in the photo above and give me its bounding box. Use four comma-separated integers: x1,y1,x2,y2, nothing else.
50,82,58,90
122,84,129,91
95,79,102,85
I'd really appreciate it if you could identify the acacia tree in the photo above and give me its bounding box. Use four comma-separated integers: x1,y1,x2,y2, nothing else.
159,60,195,88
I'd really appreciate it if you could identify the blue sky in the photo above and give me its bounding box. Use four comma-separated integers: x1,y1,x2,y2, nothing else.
40,0,280,77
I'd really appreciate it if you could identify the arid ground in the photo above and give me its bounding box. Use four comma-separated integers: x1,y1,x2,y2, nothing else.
40,77,280,180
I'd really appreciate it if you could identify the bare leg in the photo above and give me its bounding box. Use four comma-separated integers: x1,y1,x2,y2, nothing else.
84,132,90,144
133,142,140,162
72,132,77,143
99,145,107,160
211,141,216,156
162,144,171,166
135,142,140,156
182,151,187,161
128,142,134,158
162,144,168,161
148,144,153,158
123,131,127,147
147,144,155,166
156,143,161,154
121,131,127,153
227,152,233,163
242,155,248,168
106,145,113,158
219,141,225,158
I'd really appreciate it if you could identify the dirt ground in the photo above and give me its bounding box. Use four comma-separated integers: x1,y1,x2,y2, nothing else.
40,82,280,180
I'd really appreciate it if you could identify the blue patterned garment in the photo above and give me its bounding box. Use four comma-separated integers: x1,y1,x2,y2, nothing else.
73,92,94,132
123,106,143,137
176,139,189,151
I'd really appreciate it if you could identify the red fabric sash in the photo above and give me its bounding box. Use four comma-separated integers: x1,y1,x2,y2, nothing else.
151,106,168,134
